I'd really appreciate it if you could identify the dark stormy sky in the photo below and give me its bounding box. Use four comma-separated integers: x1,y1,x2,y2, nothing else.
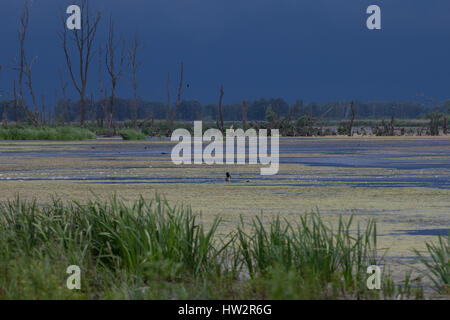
0,0,450,105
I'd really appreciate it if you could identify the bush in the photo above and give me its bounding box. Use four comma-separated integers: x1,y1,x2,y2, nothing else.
118,129,146,140
0,126,96,141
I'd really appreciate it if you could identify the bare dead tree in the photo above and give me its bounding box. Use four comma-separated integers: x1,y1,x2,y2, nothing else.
97,45,108,128
101,88,108,128
0,66,4,126
347,100,355,136
41,95,46,125
217,84,224,132
60,0,101,126
169,61,184,129
167,72,171,123
105,18,125,130
242,100,247,130
308,111,313,136
13,80,19,123
58,69,69,124
274,103,301,135
24,56,40,125
53,88,58,124
427,112,441,136
16,3,28,121
1,83,7,126
13,1,38,126
89,94,96,122
1,102,7,126
390,115,395,136
128,32,142,129
444,117,448,135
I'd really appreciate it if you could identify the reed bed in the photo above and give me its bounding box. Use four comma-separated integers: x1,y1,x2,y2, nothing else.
414,233,449,294
0,195,443,299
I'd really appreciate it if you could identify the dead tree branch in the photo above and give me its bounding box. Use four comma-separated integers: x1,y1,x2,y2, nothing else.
347,100,355,136
169,61,184,128
60,0,101,126
105,18,125,130
242,100,247,130
217,85,224,132
13,1,38,126
128,32,142,129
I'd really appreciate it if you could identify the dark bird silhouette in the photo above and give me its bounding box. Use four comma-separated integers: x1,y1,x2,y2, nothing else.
225,172,231,182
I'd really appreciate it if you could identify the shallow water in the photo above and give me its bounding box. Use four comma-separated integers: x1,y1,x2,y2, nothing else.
392,228,450,236
1,138,449,189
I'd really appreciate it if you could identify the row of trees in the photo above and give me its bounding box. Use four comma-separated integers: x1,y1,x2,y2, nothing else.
1,97,441,124
0,1,448,134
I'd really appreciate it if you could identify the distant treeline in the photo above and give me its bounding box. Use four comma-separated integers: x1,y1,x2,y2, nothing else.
2,97,449,123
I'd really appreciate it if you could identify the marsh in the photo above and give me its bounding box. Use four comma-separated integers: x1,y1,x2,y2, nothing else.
0,136,449,272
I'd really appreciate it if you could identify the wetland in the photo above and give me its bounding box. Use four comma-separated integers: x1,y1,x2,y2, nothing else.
0,136,449,298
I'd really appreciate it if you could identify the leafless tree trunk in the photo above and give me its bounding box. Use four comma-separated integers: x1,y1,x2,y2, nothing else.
128,33,141,129
60,0,101,126
101,88,108,128
168,61,184,129
17,3,27,122
444,117,448,135
13,80,18,123
308,110,314,136
97,45,108,128
0,66,6,126
167,72,171,122
14,1,38,126
347,100,355,136
1,102,7,126
58,69,69,124
41,95,46,125
24,56,40,125
217,85,224,132
53,88,58,124
105,18,125,131
428,113,441,136
89,94,96,123
390,116,395,136
242,100,247,130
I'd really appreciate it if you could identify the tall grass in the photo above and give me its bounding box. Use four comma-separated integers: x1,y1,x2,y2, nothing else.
414,233,449,294
0,195,223,275
0,126,96,141
0,196,433,299
237,214,379,297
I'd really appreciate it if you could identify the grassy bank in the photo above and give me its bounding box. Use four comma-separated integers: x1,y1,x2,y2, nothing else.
0,195,447,299
0,126,96,141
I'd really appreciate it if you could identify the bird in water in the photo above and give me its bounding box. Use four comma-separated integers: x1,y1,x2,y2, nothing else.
225,172,231,182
